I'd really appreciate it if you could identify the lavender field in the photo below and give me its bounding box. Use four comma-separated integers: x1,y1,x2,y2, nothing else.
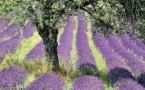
0,12,145,90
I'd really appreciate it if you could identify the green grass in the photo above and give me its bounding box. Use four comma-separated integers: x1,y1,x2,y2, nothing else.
85,12,113,90
13,31,42,60
23,73,36,88
0,31,42,70
70,16,78,71
22,60,51,88
85,12,107,77
57,23,66,45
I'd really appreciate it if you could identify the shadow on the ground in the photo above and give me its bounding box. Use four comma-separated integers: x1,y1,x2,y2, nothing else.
108,67,135,85
73,63,100,78
137,73,145,87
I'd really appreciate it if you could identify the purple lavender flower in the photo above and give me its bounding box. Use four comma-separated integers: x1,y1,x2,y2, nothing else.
93,34,127,72
25,72,65,90
107,35,121,50
0,19,7,30
113,79,145,90
0,33,20,62
72,75,105,90
57,15,75,66
22,20,35,38
120,34,145,59
106,55,127,71
0,66,27,90
127,61,145,75
0,24,20,39
107,35,145,76
25,41,45,61
76,14,96,68
77,9,85,16
132,35,145,50
93,34,106,47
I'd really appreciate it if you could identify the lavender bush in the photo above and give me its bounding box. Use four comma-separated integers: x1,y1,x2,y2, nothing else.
0,19,7,31
25,72,65,90
93,34,127,72
120,34,145,60
25,41,45,61
22,20,35,38
132,35,145,50
113,79,145,90
0,23,19,39
57,15,75,66
0,33,20,62
107,35,145,76
0,66,27,90
76,14,96,69
72,75,105,90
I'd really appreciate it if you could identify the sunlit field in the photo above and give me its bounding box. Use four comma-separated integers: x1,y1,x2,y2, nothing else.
0,11,145,90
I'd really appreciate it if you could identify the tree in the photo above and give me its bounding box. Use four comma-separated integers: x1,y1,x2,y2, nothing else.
26,0,98,71
0,0,95,71
1,0,145,71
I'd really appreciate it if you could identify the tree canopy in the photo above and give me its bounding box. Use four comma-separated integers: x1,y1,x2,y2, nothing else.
1,0,145,35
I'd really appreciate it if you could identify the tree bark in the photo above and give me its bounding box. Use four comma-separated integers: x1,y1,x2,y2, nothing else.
38,27,60,71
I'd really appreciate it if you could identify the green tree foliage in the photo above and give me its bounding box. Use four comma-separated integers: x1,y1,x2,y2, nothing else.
0,0,145,71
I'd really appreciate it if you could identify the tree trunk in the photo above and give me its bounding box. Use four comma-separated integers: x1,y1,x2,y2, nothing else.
38,27,60,71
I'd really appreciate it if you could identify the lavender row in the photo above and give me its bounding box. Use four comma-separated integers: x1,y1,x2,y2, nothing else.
93,34,127,72
25,41,45,61
76,14,96,68
0,33,21,62
25,72,65,90
113,78,145,90
0,66,27,90
72,76,105,90
22,20,35,38
0,23,19,39
57,15,75,65
0,11,15,31
107,35,145,76
132,35,145,50
120,34,145,60
0,18,7,31
108,61,144,90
